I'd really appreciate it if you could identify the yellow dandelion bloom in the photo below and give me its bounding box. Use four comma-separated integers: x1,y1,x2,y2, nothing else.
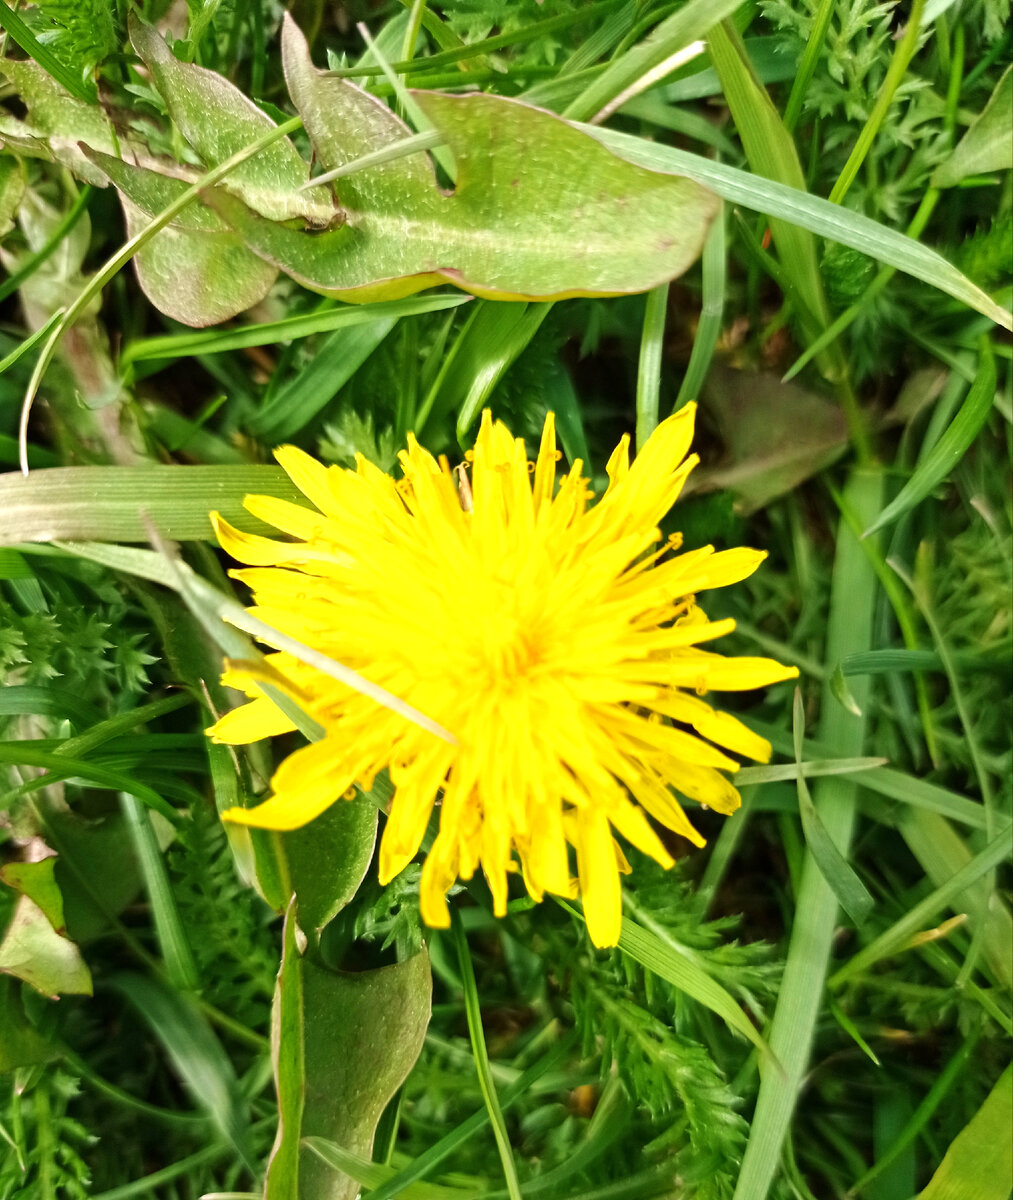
208,403,797,947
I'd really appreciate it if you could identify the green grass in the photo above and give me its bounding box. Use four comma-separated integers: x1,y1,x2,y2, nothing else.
0,2,1010,1199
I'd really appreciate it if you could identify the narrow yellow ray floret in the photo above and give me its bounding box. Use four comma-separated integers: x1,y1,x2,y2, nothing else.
208,403,797,947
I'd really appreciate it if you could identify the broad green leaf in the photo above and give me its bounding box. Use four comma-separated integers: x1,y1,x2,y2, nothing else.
265,901,304,1200
299,951,432,1200
0,894,92,998
0,857,65,932
0,464,302,545
130,15,335,228
916,1066,1012,1200
0,59,113,183
588,126,1013,331
0,154,24,237
0,976,58,1071
864,339,998,538
284,795,379,933
83,149,278,328
210,14,718,304
108,971,255,1167
933,67,1013,188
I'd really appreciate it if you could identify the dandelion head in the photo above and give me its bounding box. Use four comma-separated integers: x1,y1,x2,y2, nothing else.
208,404,797,947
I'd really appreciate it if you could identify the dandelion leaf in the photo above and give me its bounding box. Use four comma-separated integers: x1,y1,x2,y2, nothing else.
268,908,432,1200
0,58,117,185
129,15,336,228
284,791,379,933
0,894,92,998
208,14,719,304
82,148,278,327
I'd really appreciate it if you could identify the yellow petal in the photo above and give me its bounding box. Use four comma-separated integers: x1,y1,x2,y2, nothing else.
274,443,341,515
576,808,622,948
206,697,296,745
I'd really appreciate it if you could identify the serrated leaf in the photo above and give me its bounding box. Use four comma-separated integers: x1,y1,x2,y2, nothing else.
933,67,1013,188
207,15,718,304
83,149,278,327
130,15,336,228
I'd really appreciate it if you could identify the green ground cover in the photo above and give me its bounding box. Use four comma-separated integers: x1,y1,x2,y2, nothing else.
0,1,1010,1198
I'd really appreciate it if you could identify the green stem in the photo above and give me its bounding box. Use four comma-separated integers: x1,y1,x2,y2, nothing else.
782,0,835,133
828,0,927,205
635,284,669,451
733,467,884,1200
451,910,523,1200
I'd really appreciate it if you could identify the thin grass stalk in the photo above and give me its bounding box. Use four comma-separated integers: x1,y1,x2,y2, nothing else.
733,467,884,1200
675,206,726,411
782,0,836,132
451,912,523,1200
828,0,927,205
635,284,669,450
119,792,201,991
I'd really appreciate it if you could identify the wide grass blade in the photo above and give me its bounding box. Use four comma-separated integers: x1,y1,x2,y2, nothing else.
0,465,303,544
733,467,884,1200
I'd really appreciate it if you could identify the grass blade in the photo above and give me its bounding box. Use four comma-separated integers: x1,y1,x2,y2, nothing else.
864,339,997,537
733,467,884,1200
585,127,1013,331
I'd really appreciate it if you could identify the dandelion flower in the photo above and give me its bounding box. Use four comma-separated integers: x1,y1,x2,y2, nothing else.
208,403,797,947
